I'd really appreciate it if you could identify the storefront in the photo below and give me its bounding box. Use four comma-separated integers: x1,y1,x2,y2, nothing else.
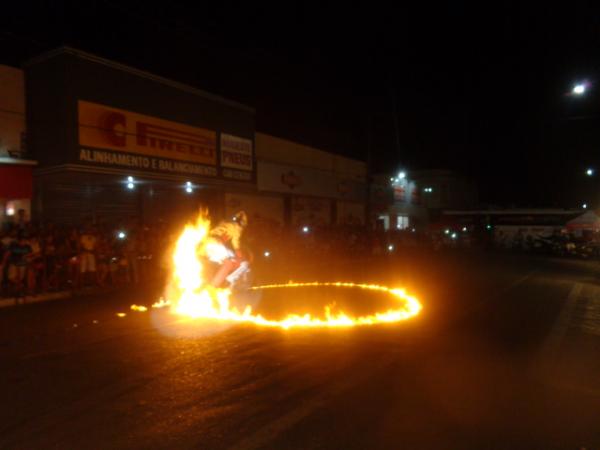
0,64,33,225
254,133,367,227
0,157,36,224
25,47,256,224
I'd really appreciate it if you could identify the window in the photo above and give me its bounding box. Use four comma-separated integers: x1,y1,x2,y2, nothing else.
396,215,409,230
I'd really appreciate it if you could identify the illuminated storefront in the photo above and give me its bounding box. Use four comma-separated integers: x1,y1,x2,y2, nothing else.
0,65,35,225
25,47,255,224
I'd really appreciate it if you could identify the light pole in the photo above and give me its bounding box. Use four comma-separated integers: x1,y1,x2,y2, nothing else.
572,83,587,96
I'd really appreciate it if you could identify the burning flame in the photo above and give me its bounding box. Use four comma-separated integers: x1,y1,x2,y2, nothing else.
139,214,421,329
131,305,148,312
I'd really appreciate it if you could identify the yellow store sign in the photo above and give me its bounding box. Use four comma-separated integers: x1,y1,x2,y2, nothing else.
78,100,217,165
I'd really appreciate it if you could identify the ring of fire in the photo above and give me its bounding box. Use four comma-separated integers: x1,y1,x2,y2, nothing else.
127,215,422,330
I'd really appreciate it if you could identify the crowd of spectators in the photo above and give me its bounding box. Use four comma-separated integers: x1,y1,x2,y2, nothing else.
0,212,176,298
0,211,433,299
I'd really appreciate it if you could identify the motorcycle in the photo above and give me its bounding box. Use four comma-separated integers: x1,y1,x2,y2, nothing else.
201,242,263,306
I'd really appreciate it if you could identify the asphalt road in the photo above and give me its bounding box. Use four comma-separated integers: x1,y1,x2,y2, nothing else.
1,251,600,449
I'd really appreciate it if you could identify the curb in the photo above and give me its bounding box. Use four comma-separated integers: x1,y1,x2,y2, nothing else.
0,291,73,309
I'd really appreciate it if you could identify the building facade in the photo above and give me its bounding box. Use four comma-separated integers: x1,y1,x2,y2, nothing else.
371,169,478,230
0,64,35,224
0,47,368,228
25,47,256,225
225,133,367,227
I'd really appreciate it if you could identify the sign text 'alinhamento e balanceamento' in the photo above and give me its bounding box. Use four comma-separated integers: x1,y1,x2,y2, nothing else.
79,148,218,176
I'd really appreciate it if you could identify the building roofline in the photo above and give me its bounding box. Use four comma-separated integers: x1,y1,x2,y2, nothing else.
24,46,255,114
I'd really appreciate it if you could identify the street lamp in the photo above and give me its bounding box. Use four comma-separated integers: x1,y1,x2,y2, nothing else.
586,168,594,176
583,203,588,209
573,83,587,95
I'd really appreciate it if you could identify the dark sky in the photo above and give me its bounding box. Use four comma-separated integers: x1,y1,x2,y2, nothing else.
3,1,600,207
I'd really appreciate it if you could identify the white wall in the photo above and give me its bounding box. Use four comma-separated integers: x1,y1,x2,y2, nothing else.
255,132,366,181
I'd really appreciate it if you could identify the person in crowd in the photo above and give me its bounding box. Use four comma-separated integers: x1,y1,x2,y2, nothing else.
79,226,98,288
95,236,112,287
0,232,9,296
123,232,140,284
66,228,80,288
44,233,59,291
7,232,32,298
27,232,44,294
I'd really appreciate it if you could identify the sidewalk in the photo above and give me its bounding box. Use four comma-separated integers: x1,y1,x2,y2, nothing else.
0,290,72,309
0,285,117,309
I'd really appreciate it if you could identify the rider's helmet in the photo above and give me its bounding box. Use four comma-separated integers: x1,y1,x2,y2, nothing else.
232,210,248,228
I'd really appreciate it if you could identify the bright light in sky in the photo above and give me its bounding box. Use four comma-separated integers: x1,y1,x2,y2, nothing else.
573,84,586,95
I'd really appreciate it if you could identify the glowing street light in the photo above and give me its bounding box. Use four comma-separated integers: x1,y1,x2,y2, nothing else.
302,226,310,233
583,203,588,209
398,171,406,179
586,168,594,176
573,83,586,95
388,244,394,252
117,231,127,239
264,250,271,257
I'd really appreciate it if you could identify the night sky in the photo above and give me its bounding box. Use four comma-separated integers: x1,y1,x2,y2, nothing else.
3,1,600,207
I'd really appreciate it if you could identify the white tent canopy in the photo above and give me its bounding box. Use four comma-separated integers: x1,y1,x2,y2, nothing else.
566,211,600,230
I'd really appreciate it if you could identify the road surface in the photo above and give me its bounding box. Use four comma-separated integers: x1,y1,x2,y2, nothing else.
1,251,600,449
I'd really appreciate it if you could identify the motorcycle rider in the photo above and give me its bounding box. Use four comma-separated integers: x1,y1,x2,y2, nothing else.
209,211,251,288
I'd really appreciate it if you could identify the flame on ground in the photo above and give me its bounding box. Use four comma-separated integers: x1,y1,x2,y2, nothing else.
131,304,148,312
135,214,422,330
